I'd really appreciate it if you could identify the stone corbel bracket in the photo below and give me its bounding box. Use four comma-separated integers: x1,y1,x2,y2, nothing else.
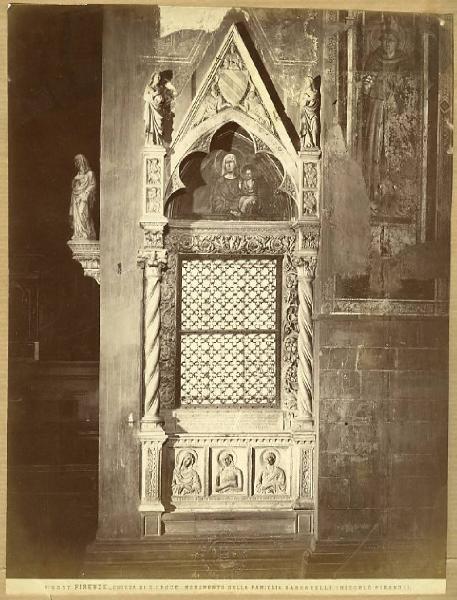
67,239,100,285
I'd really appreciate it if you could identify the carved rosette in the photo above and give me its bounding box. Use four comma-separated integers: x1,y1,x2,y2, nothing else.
137,248,168,425
294,254,317,423
67,240,100,285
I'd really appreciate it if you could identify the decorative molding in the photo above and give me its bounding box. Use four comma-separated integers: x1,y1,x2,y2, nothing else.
324,11,339,81
300,447,312,498
166,231,296,255
168,435,312,447
159,252,177,410
67,240,100,285
144,443,159,501
282,253,298,412
332,298,449,317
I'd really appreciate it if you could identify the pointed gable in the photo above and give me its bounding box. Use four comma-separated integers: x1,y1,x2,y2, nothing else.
171,23,298,165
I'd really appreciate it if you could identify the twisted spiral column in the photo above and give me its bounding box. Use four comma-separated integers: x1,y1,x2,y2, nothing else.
296,255,317,421
138,249,167,423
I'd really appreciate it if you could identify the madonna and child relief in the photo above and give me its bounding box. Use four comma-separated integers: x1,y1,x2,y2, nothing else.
170,145,293,220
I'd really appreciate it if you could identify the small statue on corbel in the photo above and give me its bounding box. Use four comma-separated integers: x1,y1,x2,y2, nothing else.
69,154,97,240
143,71,176,146
299,76,320,151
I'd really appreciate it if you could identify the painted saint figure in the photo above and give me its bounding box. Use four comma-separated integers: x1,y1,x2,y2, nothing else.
357,21,411,204
172,451,202,496
215,451,243,493
299,77,320,150
255,451,286,494
210,153,241,216
238,164,258,215
69,154,96,240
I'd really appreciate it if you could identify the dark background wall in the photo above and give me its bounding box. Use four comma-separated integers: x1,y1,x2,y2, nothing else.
8,4,102,361
8,4,102,576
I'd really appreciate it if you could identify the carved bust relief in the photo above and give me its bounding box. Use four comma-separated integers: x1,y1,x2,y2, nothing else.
255,449,288,495
171,450,202,496
214,450,244,494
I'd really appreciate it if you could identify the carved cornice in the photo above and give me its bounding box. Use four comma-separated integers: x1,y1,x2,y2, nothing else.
167,435,315,447
67,240,100,285
166,231,296,255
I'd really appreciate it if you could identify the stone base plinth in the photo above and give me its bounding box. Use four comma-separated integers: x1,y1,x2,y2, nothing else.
83,532,315,578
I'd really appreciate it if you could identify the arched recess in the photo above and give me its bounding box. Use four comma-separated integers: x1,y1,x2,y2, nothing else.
166,109,300,215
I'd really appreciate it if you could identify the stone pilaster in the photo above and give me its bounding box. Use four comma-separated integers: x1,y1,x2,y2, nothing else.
142,145,167,220
298,150,321,219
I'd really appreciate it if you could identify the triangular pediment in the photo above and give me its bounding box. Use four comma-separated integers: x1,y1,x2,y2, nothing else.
171,23,297,161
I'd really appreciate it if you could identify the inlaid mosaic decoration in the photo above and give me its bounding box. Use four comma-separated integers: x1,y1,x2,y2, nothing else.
179,257,280,406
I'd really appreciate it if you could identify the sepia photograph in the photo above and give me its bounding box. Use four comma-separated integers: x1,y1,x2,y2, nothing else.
5,1,453,592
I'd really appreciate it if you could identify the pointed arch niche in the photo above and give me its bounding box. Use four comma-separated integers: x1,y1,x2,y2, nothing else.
136,22,322,544
166,121,297,220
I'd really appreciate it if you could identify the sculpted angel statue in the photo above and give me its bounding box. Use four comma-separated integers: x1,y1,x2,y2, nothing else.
143,72,176,146
299,76,320,150
69,154,96,240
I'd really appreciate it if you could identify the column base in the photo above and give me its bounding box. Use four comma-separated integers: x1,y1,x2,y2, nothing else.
291,416,314,431
140,418,166,433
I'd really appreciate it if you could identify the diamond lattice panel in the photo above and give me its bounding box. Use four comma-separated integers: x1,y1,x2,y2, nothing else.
180,258,279,406
181,259,277,331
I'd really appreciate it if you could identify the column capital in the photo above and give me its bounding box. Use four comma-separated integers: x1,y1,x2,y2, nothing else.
137,248,168,270
293,254,317,280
